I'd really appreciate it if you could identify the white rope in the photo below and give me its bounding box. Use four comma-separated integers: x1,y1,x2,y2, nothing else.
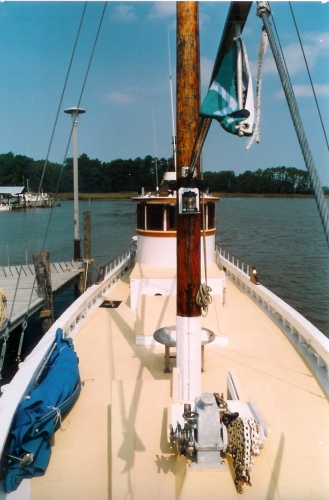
47,406,63,430
246,28,268,150
196,283,212,317
196,188,213,317
83,258,94,292
0,288,7,329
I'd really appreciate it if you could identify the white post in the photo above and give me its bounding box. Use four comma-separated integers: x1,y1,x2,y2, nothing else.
64,107,85,261
72,117,79,242
176,316,201,401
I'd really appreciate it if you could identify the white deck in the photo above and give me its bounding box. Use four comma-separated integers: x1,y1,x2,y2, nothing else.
25,271,329,500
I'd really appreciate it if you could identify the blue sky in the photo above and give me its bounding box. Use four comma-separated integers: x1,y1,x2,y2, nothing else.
0,1,328,185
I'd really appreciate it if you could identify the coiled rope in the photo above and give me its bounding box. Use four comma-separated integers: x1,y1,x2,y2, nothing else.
196,190,212,316
196,283,212,316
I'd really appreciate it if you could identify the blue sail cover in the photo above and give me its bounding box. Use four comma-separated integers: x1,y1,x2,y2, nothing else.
3,328,81,493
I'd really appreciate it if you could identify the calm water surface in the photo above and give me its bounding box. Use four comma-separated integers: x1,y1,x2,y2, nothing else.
0,198,328,382
216,198,329,337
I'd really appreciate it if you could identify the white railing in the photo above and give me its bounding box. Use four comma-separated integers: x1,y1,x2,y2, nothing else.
216,245,329,399
95,243,136,284
216,246,251,278
0,245,136,455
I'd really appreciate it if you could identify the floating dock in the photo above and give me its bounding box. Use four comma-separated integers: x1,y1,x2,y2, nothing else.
0,261,83,336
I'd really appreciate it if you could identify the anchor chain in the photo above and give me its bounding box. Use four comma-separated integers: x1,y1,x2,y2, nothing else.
214,393,261,494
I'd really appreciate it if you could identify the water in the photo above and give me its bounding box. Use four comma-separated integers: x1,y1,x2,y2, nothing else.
0,200,137,269
0,198,328,384
216,198,329,337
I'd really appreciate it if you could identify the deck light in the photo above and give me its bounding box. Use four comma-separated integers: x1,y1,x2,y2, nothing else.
182,191,197,212
178,187,200,214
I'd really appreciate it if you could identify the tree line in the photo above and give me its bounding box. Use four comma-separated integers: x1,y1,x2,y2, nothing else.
0,151,316,195
203,166,314,194
0,152,169,193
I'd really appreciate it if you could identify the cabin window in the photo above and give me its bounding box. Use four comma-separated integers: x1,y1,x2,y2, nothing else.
167,205,177,230
137,204,146,229
147,205,163,230
208,203,215,229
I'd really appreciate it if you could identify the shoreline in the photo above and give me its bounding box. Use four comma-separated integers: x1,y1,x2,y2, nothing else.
52,192,327,200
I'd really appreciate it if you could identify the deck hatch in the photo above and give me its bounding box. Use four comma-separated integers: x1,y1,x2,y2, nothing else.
99,300,121,309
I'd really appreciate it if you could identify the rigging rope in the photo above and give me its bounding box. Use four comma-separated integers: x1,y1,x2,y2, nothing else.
257,1,329,248
196,185,212,316
16,316,28,363
30,1,107,306
6,2,88,334
246,28,268,150
288,2,329,152
4,3,108,370
36,1,107,260
83,259,94,292
0,323,10,387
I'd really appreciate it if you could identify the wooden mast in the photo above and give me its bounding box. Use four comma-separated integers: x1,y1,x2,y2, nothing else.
176,1,201,401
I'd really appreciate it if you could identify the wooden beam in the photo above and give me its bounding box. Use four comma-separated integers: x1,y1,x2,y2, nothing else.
176,1,201,318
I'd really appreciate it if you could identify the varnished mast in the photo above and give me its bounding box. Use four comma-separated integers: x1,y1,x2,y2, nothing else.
176,1,202,400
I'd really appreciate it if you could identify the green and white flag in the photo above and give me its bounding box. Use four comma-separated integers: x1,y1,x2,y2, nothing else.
200,39,254,136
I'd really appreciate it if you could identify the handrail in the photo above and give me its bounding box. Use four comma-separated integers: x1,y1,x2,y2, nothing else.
95,242,136,284
215,243,260,284
216,245,329,399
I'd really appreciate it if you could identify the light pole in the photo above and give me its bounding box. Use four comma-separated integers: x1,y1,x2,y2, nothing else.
64,106,85,261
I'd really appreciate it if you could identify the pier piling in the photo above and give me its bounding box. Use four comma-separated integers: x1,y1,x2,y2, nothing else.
33,252,54,332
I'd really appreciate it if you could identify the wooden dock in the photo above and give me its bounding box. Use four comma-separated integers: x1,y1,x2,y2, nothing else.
0,261,83,335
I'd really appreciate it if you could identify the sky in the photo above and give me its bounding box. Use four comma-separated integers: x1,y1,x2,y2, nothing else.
0,1,328,185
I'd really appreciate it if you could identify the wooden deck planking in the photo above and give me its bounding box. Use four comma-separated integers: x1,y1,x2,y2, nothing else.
21,265,34,276
51,262,63,273
0,261,83,334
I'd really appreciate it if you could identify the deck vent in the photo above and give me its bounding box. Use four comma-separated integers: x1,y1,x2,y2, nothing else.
100,300,121,309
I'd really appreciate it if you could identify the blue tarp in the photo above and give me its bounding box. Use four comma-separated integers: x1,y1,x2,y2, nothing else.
3,328,81,493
